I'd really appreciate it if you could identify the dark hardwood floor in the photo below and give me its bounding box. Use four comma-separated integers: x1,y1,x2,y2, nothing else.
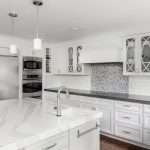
101,135,149,150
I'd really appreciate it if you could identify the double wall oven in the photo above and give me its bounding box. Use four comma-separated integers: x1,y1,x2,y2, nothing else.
23,57,42,99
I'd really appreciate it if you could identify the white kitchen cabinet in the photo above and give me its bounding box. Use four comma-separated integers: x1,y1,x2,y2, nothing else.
115,101,141,113
115,111,140,126
69,120,100,150
80,102,113,134
22,132,68,150
115,101,142,143
49,46,90,76
123,33,150,75
43,92,150,148
115,124,141,142
123,36,138,74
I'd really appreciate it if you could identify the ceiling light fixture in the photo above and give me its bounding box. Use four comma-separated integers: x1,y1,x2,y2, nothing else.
33,0,43,50
9,12,18,54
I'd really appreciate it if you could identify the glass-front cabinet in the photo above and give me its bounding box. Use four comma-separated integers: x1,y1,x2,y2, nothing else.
140,35,150,73
123,33,150,75
124,36,138,74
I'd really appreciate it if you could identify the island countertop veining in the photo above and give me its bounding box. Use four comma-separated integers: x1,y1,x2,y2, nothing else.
0,99,102,150
44,88,150,105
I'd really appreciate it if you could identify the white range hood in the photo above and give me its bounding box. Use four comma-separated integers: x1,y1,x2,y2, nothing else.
80,47,123,64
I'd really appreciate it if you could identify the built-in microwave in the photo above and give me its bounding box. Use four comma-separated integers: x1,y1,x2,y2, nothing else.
23,56,42,70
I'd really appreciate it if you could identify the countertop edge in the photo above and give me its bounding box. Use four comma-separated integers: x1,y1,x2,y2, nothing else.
44,89,150,105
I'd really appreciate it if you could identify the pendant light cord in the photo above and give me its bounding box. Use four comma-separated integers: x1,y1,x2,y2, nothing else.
36,5,39,38
11,16,15,36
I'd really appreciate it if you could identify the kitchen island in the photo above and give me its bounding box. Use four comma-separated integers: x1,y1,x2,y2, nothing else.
0,99,102,150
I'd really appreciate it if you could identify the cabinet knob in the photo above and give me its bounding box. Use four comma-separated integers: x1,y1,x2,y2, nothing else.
123,105,131,108
123,116,130,120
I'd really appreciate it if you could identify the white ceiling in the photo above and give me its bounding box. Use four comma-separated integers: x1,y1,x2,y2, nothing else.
1,0,150,42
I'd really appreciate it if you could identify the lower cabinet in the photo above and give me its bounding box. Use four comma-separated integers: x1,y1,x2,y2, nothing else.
43,91,150,148
69,120,100,150
114,101,142,143
80,102,113,134
115,124,141,142
22,132,68,150
20,121,100,150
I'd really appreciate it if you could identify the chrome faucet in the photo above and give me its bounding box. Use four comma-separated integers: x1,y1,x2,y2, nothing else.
56,86,69,117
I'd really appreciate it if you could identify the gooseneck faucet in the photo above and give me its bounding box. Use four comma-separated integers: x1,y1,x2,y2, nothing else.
56,86,69,117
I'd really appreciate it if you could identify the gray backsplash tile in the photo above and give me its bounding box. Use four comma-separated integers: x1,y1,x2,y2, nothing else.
91,63,129,93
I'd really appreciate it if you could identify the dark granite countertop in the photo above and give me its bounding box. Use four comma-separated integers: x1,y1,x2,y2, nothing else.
44,88,150,105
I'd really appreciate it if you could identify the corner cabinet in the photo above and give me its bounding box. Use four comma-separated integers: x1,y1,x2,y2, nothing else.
123,33,150,75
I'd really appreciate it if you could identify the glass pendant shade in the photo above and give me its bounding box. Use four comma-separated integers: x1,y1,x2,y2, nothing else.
9,44,17,54
33,38,42,50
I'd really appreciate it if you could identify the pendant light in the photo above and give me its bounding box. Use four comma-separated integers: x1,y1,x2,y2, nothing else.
9,12,18,54
33,0,43,50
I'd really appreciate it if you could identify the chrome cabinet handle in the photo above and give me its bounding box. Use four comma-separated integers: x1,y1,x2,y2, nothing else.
122,130,131,134
77,123,100,138
123,105,131,108
42,143,57,150
122,116,130,120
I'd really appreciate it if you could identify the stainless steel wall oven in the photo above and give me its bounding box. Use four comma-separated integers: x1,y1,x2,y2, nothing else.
22,57,42,99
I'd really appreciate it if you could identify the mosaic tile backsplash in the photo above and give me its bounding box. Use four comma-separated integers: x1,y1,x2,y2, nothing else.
91,63,129,93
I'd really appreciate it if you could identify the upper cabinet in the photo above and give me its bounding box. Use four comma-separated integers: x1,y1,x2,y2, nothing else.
44,45,91,76
80,47,122,64
123,33,150,75
141,35,150,73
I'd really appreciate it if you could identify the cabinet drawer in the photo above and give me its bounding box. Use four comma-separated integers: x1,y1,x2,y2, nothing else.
70,120,100,150
144,105,150,114
24,132,68,150
115,124,141,142
115,101,140,112
144,114,150,129
115,111,140,126
143,129,150,146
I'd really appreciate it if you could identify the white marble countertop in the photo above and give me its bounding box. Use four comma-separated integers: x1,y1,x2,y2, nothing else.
0,99,102,150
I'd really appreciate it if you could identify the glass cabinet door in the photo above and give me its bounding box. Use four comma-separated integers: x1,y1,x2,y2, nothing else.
141,35,150,73
125,38,136,73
